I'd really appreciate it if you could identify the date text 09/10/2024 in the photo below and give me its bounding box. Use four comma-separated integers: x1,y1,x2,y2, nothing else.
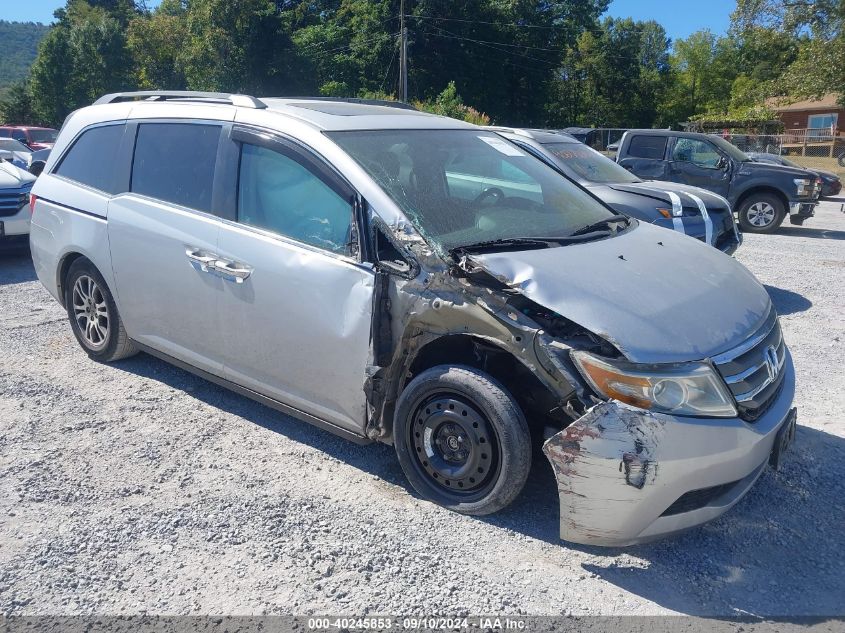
307,617,527,630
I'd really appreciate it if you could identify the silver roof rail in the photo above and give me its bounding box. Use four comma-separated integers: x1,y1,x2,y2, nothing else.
284,97,418,111
93,91,268,109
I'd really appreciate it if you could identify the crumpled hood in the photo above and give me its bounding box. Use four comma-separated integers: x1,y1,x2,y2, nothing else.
0,161,36,188
471,222,770,363
602,181,729,209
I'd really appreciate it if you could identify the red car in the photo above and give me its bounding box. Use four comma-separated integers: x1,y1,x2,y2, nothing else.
0,126,58,150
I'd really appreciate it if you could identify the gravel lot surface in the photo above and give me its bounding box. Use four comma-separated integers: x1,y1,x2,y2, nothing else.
1,199,843,617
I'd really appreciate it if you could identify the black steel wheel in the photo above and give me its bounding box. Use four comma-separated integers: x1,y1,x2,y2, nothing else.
410,394,501,496
393,365,531,515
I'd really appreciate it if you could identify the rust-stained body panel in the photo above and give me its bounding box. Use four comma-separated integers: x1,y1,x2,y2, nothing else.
543,352,795,546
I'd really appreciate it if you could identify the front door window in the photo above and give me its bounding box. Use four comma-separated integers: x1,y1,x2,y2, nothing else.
237,143,353,255
671,138,721,169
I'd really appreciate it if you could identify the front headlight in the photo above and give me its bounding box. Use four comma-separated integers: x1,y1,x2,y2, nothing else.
794,178,813,196
571,351,737,417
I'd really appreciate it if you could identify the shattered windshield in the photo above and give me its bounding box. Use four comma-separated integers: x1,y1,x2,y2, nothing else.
708,135,751,162
543,141,640,184
328,130,618,252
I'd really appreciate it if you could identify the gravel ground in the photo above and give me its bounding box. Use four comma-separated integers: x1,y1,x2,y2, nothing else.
0,199,843,617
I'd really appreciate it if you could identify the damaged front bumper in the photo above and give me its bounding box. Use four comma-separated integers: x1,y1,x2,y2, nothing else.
543,350,796,547
789,201,816,218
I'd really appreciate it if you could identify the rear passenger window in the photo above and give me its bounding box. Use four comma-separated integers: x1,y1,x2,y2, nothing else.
55,124,124,193
627,135,668,160
131,123,221,212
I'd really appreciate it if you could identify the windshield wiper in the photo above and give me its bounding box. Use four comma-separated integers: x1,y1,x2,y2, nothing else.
451,231,620,256
569,214,630,237
451,237,555,255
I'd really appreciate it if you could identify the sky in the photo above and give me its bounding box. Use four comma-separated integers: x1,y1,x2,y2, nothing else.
603,0,735,41
2,0,735,42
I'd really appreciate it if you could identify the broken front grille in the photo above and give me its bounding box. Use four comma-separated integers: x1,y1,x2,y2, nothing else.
712,308,787,422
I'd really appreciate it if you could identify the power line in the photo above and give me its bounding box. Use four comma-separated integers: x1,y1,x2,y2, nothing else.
419,30,557,76
306,32,400,61
422,22,667,65
421,24,561,67
380,38,399,94
296,15,400,52
405,14,665,36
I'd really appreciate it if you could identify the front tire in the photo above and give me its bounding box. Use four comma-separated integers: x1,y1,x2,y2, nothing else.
737,194,785,233
393,365,531,516
64,258,137,362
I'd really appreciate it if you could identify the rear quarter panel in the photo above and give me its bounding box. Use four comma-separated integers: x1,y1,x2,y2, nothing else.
30,173,116,307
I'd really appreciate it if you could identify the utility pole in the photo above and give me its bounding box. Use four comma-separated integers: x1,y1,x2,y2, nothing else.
399,0,408,102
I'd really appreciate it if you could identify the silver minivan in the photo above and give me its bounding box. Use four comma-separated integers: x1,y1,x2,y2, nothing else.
30,92,797,546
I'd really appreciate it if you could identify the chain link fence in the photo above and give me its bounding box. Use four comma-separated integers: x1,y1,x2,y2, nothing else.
726,132,845,178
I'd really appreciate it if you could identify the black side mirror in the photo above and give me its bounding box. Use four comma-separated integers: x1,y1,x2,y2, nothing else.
716,156,728,170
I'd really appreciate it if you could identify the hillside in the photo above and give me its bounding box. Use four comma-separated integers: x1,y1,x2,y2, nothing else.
0,21,51,97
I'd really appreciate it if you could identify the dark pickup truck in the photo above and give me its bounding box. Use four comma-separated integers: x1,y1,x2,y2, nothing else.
616,130,820,233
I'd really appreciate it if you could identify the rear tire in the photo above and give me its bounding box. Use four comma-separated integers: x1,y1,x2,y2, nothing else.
393,365,531,516
64,258,137,362
737,193,785,233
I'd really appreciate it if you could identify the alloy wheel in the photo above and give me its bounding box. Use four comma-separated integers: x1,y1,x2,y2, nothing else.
747,201,776,227
72,275,110,350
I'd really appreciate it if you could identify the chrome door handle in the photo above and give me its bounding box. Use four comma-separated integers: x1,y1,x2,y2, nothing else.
186,248,217,272
215,259,252,283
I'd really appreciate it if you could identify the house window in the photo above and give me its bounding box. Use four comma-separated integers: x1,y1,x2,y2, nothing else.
807,113,838,137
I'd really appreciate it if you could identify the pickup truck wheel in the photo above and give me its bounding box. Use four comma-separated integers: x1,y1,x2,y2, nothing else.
738,194,785,233
393,365,531,516
64,258,137,362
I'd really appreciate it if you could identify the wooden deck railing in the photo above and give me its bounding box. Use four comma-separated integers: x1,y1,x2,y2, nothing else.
782,127,842,144
776,128,844,156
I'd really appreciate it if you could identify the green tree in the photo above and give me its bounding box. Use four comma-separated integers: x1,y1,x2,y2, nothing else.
126,0,188,89
408,0,609,125
731,0,844,106
412,81,491,124
292,0,398,98
672,30,719,116
0,81,41,125
553,18,671,128
29,0,137,125
181,0,306,94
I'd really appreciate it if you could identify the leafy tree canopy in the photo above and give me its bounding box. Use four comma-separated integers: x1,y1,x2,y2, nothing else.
6,0,842,128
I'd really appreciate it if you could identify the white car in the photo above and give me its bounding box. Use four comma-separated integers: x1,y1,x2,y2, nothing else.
0,156,36,248
0,138,34,170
